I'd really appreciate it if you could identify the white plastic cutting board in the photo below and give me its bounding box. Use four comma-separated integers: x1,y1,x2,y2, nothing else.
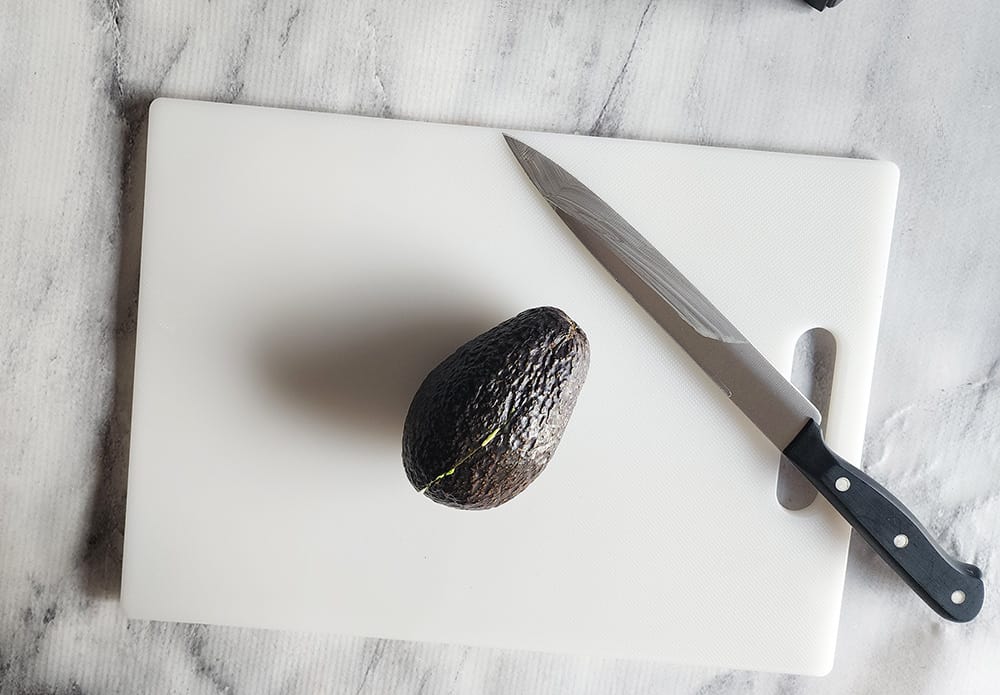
122,98,899,675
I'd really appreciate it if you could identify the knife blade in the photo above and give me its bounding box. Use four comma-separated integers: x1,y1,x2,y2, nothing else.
503,134,984,623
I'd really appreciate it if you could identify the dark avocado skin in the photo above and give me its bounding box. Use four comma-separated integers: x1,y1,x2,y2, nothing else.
402,306,590,510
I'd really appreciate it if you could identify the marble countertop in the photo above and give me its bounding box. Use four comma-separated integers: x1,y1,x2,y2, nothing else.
2,1,997,693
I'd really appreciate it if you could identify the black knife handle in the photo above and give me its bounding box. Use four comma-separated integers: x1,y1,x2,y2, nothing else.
783,419,984,622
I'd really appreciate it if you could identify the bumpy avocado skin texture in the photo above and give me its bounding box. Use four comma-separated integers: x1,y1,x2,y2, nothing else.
402,306,590,510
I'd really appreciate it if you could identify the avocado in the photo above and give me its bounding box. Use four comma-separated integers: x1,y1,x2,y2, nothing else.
402,306,590,510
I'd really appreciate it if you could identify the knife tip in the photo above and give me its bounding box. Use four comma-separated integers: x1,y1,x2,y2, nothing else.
502,133,527,157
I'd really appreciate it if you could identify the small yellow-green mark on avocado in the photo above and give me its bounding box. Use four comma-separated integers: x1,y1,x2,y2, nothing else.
480,426,501,447
420,426,503,493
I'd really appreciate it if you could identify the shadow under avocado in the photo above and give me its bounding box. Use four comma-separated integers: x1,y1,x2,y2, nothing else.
260,311,503,439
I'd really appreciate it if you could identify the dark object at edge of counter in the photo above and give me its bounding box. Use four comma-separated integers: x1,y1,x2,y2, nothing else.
805,0,843,10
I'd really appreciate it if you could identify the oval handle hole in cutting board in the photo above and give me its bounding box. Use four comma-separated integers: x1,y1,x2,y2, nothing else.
776,327,837,511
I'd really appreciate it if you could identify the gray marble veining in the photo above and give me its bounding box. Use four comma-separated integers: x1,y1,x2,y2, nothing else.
2,1,998,693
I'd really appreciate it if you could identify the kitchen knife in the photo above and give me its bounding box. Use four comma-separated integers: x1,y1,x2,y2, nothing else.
503,134,984,622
